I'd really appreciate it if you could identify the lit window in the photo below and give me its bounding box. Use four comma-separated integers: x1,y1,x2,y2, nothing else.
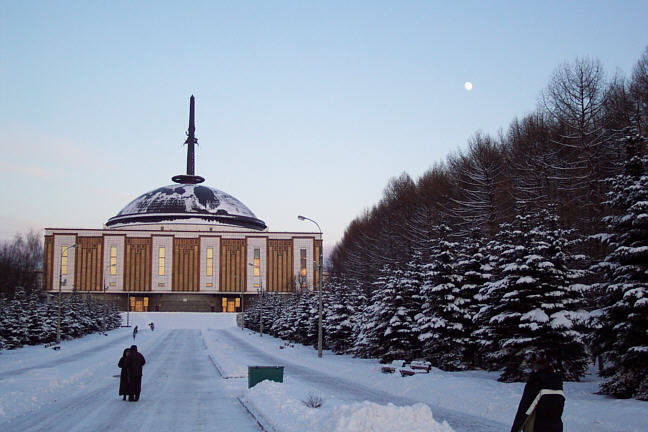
110,247,117,275
206,247,213,276
158,247,165,276
235,297,241,307
253,248,260,277
61,246,69,275
300,248,307,277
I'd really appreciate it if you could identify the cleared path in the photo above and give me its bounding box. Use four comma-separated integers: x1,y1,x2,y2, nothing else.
0,329,261,432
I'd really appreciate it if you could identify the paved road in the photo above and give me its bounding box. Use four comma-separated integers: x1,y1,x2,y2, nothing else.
0,330,261,432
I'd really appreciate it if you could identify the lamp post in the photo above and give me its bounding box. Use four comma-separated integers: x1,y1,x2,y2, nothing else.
297,215,323,358
57,242,79,344
249,262,263,337
234,273,244,329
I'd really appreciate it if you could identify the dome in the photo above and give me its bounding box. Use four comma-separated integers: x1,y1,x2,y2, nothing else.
105,183,267,230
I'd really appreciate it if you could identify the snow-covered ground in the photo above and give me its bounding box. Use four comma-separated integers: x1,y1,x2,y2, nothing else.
0,313,646,432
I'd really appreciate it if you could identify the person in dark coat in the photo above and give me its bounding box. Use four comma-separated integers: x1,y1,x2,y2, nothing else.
125,344,146,401
511,356,565,432
117,348,130,401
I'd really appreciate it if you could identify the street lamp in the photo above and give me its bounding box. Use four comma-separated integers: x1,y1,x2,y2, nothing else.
249,262,263,337
235,273,244,330
297,215,324,358
57,242,79,344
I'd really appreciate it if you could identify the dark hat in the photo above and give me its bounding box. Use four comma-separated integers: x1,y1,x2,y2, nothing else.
130,345,138,351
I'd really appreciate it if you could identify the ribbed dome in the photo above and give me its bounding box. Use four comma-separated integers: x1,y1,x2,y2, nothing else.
105,183,267,230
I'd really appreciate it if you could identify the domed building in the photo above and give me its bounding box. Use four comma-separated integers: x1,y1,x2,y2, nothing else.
43,97,322,312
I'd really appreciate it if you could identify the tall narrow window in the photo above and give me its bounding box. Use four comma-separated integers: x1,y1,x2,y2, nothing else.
110,247,117,275
158,247,165,276
61,246,69,275
206,247,213,276
300,248,307,277
253,248,261,287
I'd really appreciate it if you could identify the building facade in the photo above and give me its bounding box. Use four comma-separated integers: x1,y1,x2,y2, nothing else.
42,96,323,312
43,226,322,312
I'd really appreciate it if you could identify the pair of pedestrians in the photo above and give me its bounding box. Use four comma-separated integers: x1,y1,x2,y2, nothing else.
118,345,146,402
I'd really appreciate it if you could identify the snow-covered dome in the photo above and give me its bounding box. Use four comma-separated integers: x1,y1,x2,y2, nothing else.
105,183,267,230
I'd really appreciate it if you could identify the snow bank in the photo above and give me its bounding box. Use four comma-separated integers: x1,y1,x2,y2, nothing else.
243,380,454,432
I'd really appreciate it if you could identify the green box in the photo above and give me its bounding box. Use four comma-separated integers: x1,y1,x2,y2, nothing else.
248,366,284,388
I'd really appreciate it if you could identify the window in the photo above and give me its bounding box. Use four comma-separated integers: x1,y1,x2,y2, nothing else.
110,247,117,275
206,247,213,276
253,248,260,277
61,246,69,275
300,248,307,277
158,247,165,276
253,248,261,288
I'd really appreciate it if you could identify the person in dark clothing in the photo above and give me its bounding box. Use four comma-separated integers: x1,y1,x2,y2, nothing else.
125,344,146,401
117,348,130,401
132,325,138,339
511,356,565,432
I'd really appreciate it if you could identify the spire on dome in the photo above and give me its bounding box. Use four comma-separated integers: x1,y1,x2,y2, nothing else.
172,95,205,184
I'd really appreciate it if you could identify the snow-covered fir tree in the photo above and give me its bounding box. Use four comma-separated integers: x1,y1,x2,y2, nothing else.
590,134,648,400
323,277,357,354
416,225,465,370
353,265,398,360
381,258,422,363
456,228,493,368
476,209,590,382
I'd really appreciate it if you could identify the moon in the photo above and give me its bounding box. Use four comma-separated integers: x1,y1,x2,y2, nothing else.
464,81,473,91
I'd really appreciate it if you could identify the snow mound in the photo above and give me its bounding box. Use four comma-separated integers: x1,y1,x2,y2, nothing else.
244,380,455,432
332,402,454,432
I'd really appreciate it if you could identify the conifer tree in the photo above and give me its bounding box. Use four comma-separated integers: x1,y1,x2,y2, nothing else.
417,225,465,370
590,134,648,399
323,278,356,354
456,229,492,368
353,265,397,359
476,209,590,382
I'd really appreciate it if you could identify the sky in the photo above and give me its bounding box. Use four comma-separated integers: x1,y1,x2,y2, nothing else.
1,1,647,249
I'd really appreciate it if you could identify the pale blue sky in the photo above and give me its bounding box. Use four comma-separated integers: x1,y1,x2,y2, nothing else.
1,1,647,249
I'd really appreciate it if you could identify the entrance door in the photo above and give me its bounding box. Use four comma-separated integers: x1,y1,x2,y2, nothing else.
130,296,149,312
221,297,241,312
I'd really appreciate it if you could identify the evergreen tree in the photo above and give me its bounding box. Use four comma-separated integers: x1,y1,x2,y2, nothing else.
456,229,492,368
381,262,421,363
323,278,356,354
416,225,465,370
353,265,397,360
590,134,648,399
477,209,590,382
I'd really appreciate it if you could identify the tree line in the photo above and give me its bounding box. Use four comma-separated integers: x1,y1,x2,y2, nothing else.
0,231,123,350
0,288,122,350
245,48,648,400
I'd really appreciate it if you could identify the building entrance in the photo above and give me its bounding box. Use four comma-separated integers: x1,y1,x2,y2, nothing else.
129,296,149,312
221,297,241,312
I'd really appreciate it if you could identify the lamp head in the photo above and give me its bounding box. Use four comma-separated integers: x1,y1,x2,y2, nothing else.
297,215,305,221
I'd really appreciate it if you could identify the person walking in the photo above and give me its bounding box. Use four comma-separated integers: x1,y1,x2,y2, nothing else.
117,348,130,401
125,344,146,402
511,355,565,432
132,325,138,339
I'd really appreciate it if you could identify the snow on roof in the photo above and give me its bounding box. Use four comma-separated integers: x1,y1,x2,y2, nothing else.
106,183,266,230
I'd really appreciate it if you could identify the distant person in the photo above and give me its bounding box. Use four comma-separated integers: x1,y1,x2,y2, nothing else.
149,322,154,331
511,355,565,432
117,348,130,401
126,344,146,402
132,325,138,339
